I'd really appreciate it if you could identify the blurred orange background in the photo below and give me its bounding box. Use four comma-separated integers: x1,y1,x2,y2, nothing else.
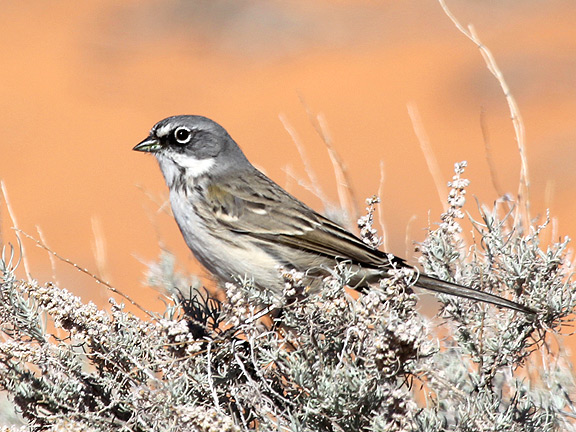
0,1,574,329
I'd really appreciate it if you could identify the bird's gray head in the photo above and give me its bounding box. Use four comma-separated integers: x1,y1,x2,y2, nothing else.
134,115,250,187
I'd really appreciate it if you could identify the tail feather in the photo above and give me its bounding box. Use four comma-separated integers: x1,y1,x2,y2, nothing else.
416,274,534,315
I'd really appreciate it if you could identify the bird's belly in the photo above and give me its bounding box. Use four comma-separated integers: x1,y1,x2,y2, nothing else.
170,192,283,291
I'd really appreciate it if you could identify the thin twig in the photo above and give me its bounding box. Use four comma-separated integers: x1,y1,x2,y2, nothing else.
283,166,324,200
298,96,361,220
206,342,220,409
317,113,360,221
135,185,172,216
437,0,530,221
14,228,153,318
377,160,389,251
91,216,111,283
137,185,171,253
405,214,418,262
279,114,328,205
1,181,31,281
543,179,558,246
544,179,555,215
36,225,58,284
407,103,448,212
479,108,504,197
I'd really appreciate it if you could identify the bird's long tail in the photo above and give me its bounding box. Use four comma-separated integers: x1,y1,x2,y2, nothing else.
416,274,534,314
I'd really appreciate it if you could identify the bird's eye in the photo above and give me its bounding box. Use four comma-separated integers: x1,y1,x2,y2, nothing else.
174,127,193,145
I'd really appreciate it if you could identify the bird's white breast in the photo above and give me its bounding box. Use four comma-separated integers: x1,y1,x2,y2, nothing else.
169,187,283,290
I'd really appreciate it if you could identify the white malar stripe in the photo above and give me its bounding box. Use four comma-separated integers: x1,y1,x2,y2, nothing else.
171,153,216,177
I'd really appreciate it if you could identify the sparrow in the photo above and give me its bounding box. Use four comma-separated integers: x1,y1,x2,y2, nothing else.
134,115,533,314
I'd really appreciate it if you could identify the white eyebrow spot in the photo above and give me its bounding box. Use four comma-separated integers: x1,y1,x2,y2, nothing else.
156,124,172,138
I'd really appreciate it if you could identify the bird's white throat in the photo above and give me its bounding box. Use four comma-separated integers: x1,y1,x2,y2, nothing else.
157,153,215,187
173,153,215,177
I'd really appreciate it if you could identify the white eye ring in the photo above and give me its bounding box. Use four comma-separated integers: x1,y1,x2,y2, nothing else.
174,126,193,145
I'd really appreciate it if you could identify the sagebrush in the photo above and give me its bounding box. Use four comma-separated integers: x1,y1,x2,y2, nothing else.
0,163,574,431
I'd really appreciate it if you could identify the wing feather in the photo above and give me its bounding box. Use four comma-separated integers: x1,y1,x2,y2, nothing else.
204,170,405,269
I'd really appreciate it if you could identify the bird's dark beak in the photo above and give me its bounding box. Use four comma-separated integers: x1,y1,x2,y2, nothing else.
133,136,162,153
